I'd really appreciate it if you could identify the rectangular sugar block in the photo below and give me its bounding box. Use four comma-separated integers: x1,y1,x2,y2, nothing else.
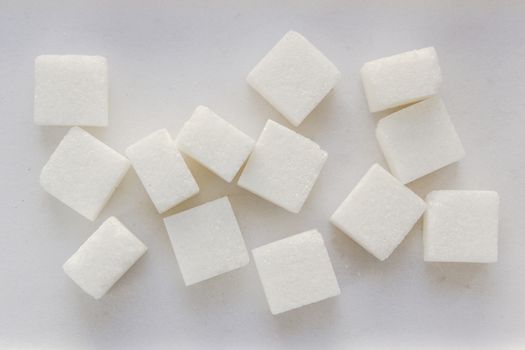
175,106,254,182
376,96,465,184
361,47,442,112
40,127,129,221
247,31,341,126
237,120,327,213
331,164,426,261
126,129,199,213
252,230,340,315
424,191,499,263
163,197,249,285
34,55,108,126
63,217,147,299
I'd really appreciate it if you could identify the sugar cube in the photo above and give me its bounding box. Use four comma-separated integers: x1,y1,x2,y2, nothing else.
63,217,147,299
237,120,327,213
126,129,199,213
424,191,499,263
330,164,426,261
247,31,341,126
175,106,254,182
252,230,340,315
40,127,129,221
361,47,442,112
163,197,249,285
34,55,108,126
376,96,465,184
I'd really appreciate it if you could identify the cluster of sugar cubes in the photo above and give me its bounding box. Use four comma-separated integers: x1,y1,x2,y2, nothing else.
329,47,497,262
36,31,498,312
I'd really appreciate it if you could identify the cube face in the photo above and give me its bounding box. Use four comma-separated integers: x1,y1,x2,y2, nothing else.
163,197,249,286
126,129,199,213
252,230,340,315
361,47,442,112
176,106,254,182
424,191,499,263
34,55,108,126
247,31,341,126
63,217,147,299
330,164,426,261
237,120,327,213
376,97,465,184
40,127,130,221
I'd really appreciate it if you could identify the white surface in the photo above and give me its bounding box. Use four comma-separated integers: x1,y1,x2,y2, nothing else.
238,120,327,213
34,55,108,126
1,1,524,348
376,96,465,184
330,164,427,261
247,31,341,126
360,47,442,112
424,191,499,263
163,197,249,286
126,129,199,213
252,230,340,315
176,106,254,182
63,217,147,299
40,127,130,221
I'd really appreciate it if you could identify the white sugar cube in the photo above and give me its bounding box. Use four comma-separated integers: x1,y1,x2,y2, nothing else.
126,129,199,213
361,47,442,112
175,106,254,182
63,217,147,299
163,197,249,285
40,127,129,221
238,120,327,213
331,164,426,261
247,31,341,126
376,96,465,184
34,55,108,126
424,191,499,263
252,230,340,315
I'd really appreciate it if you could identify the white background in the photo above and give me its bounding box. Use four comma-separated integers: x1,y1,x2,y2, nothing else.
1,1,524,348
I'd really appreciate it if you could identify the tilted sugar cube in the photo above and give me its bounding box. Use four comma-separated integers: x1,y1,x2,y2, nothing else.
247,31,341,126
424,190,499,263
237,120,327,213
126,129,199,213
175,106,254,182
63,217,147,299
330,164,426,261
34,55,108,126
252,230,340,315
40,127,129,221
376,96,465,184
163,197,249,286
361,47,442,112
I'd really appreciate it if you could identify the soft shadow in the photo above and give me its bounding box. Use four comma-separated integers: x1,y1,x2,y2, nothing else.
328,225,382,280
37,126,69,152
327,218,426,286
99,166,158,220
272,296,341,338
245,86,290,127
423,262,489,290
228,189,310,248
179,267,252,312
296,89,340,139
407,162,464,198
